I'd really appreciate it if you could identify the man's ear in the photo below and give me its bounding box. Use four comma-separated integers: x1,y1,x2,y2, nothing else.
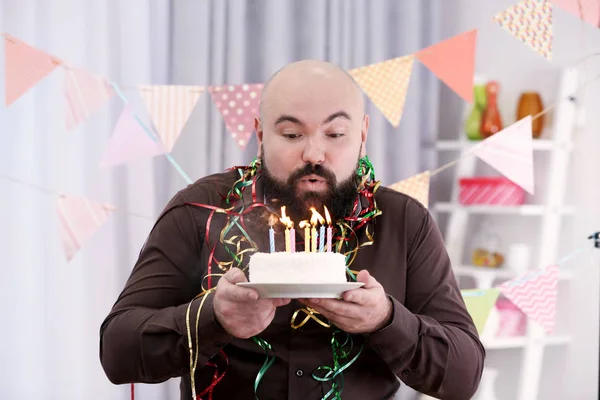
255,117,263,157
360,114,369,157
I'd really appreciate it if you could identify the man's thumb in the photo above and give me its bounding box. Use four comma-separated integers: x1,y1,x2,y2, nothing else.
224,267,247,284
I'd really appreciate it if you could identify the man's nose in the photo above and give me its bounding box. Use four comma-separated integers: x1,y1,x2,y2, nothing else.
301,139,325,165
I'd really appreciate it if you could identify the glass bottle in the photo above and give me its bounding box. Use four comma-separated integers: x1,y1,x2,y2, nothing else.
480,81,503,138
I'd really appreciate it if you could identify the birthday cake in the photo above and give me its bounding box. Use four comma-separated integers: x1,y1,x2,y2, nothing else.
248,252,348,284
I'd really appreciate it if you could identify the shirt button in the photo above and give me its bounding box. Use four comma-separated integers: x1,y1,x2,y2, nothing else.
295,369,303,377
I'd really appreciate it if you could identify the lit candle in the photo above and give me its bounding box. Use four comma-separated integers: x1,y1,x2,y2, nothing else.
268,218,276,253
299,221,310,252
324,206,332,252
279,206,294,253
319,225,325,252
310,207,325,253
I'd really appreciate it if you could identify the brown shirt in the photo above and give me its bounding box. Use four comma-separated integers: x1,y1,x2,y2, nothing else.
99,169,485,400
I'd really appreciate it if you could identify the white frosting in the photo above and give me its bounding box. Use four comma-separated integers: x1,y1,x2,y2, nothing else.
248,252,347,284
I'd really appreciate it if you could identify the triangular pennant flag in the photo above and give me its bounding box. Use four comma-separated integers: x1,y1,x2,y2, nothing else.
209,83,263,150
64,67,115,131
348,55,414,127
56,195,115,261
551,0,600,28
498,265,559,333
388,170,431,208
4,34,62,106
461,288,501,334
415,29,477,103
99,106,167,168
471,116,535,194
139,85,204,153
493,0,553,60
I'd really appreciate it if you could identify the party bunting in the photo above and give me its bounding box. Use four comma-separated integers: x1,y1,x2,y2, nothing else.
56,195,115,261
471,116,535,194
64,67,115,131
493,0,553,60
498,264,559,333
415,29,478,103
348,55,414,127
388,170,431,208
209,83,263,150
461,288,501,334
4,34,62,106
139,85,204,152
551,0,600,27
99,105,166,168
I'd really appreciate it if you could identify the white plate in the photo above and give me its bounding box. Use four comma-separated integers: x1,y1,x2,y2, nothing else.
236,282,365,298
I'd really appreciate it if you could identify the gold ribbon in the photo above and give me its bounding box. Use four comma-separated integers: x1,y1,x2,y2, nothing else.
290,306,332,329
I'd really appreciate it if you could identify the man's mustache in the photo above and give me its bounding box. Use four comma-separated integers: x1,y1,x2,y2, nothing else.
288,164,336,186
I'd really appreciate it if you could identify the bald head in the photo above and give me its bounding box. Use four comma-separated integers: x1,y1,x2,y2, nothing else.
259,59,365,119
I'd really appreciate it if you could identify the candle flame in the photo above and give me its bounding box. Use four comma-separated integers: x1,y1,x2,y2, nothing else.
279,206,294,228
268,214,278,226
299,220,310,229
310,207,325,226
323,206,332,225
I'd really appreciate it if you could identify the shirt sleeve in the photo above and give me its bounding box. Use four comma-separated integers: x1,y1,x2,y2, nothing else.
99,193,233,385
366,205,485,400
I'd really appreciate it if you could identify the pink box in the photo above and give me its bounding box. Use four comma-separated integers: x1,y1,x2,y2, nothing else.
458,177,525,205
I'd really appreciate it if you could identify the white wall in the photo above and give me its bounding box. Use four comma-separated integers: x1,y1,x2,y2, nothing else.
435,1,600,399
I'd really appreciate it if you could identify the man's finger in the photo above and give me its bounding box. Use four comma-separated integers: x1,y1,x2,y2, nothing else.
302,298,362,320
342,288,367,304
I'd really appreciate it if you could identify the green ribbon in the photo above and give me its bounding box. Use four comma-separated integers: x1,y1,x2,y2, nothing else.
252,336,276,399
312,330,364,399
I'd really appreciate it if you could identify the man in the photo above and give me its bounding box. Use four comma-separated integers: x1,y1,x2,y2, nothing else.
100,60,485,399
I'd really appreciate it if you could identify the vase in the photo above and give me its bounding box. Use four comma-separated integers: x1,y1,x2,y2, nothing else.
480,81,503,138
516,91,544,138
464,80,487,140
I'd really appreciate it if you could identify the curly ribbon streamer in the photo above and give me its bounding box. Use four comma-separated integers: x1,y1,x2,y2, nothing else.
312,330,364,400
290,306,332,329
252,336,276,399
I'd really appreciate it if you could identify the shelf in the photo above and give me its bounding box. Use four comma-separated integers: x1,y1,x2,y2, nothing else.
454,265,574,281
433,203,575,216
483,335,571,350
427,139,573,151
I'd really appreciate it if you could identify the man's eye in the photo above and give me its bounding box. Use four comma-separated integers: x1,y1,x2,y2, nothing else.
327,133,345,138
283,133,301,139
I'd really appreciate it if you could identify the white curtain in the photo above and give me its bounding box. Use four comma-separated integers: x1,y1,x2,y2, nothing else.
0,1,442,399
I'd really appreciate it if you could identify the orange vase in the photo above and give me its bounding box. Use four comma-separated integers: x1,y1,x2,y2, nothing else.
480,81,503,138
516,92,544,138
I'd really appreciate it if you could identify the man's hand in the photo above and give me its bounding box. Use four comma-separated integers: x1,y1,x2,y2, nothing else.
213,268,290,339
299,270,392,334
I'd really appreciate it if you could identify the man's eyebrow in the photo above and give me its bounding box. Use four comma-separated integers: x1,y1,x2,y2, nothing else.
275,115,304,126
274,111,351,127
322,111,351,124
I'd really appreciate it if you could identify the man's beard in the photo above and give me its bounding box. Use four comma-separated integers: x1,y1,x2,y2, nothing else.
260,154,361,223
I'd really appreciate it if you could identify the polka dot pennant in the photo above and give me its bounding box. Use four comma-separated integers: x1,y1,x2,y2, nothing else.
209,83,263,150
388,170,431,208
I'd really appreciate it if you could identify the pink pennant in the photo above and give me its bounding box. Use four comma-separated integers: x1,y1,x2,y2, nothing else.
56,195,114,261
99,106,167,168
499,265,559,333
551,0,600,27
415,29,477,103
4,34,62,106
139,85,204,153
64,67,115,131
209,83,263,150
471,116,535,194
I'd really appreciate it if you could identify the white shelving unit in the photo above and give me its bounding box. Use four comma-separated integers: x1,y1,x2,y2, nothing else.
428,67,580,400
